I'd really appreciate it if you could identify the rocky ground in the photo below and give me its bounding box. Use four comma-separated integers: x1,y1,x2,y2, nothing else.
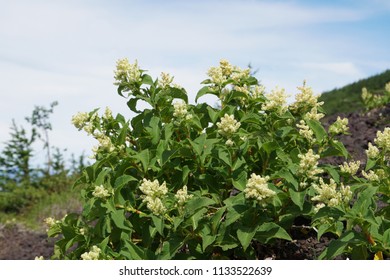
0,104,388,260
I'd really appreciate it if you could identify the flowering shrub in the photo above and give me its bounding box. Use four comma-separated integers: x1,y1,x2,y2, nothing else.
48,59,390,260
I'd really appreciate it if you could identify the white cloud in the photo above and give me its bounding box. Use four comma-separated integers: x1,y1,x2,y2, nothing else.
302,62,363,77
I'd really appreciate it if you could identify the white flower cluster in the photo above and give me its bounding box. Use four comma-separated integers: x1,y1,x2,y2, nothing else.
386,82,390,93
113,58,142,85
364,127,389,164
35,256,44,260
311,178,352,208
92,185,111,199
305,107,325,121
103,107,113,120
375,127,390,152
81,245,101,260
296,120,314,143
366,142,380,159
244,173,275,203
297,149,323,179
158,72,174,89
361,170,380,182
44,217,57,227
216,114,241,137
207,59,251,87
175,185,193,206
261,86,289,114
172,100,192,122
329,116,349,135
139,179,168,216
72,112,90,130
251,85,266,99
207,66,225,86
92,134,116,155
339,160,360,176
290,81,324,116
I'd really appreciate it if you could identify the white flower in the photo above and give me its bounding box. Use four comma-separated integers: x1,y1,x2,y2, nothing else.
95,135,115,153
35,256,44,260
158,72,174,88
103,107,113,120
207,66,225,86
71,112,89,129
305,107,325,121
296,120,314,142
225,139,234,146
92,185,111,198
217,114,241,137
251,85,266,99
81,245,101,260
261,86,289,114
298,149,323,179
385,82,390,93
329,117,349,135
113,58,142,85
375,127,390,152
44,217,57,229
244,173,275,203
290,81,323,113
361,170,380,182
311,178,352,207
339,160,361,176
143,196,166,216
219,59,233,77
173,100,188,119
175,185,193,206
230,66,250,84
366,142,380,159
139,179,168,198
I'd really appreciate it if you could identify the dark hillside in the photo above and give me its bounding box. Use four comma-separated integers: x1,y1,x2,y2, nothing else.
319,69,390,115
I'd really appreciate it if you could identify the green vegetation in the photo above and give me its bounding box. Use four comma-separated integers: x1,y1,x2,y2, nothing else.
319,69,390,115
47,59,389,260
0,102,86,230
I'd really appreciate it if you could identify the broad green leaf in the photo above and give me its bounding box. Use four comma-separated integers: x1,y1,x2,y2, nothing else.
185,197,215,215
319,231,365,259
218,148,232,167
151,215,164,237
159,236,185,259
195,86,218,102
232,170,247,191
114,175,138,189
288,189,306,211
168,87,188,103
134,149,150,173
306,119,327,142
207,106,219,123
237,225,258,251
256,222,292,243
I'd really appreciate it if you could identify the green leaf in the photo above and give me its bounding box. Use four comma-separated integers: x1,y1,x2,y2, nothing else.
306,119,327,142
123,239,148,260
195,86,218,102
207,106,219,123
134,149,150,173
237,225,258,251
168,87,188,103
232,170,247,191
142,74,154,86
114,175,138,189
256,222,292,243
319,231,365,259
185,197,215,215
159,236,185,260
288,189,306,211
218,148,232,167
151,215,164,237
275,168,298,190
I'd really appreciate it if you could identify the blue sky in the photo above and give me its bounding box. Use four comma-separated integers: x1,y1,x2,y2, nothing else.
1,0,389,163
